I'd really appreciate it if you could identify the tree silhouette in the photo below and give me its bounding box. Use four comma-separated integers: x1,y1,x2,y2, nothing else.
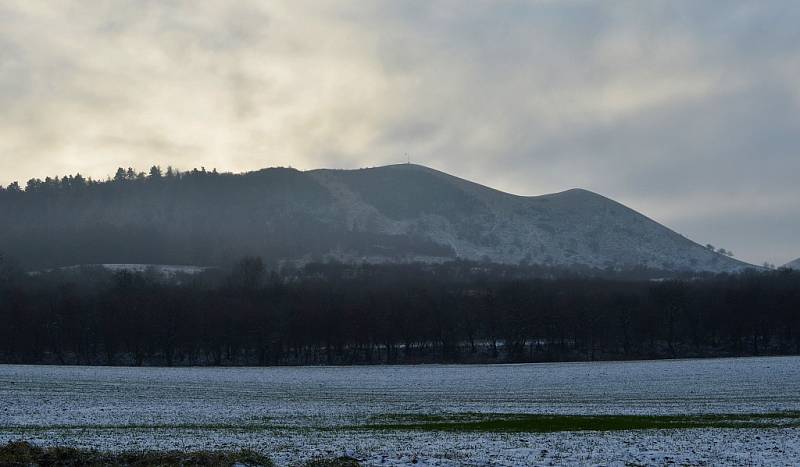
0,258,796,366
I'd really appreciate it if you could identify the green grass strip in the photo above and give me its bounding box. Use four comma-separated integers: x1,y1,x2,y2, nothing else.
364,412,800,433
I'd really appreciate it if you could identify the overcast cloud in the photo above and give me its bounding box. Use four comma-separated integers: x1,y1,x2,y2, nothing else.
1,1,798,265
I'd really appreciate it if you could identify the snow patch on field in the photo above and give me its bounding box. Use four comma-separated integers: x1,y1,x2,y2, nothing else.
29,263,212,277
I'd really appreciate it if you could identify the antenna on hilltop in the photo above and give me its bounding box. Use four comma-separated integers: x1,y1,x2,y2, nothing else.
405,152,410,165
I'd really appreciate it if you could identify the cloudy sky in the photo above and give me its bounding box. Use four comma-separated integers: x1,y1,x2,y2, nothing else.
1,1,798,265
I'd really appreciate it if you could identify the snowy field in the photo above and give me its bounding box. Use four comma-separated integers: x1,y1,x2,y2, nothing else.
2,356,800,465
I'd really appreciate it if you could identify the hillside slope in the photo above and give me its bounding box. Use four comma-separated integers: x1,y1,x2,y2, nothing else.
0,164,752,272
783,258,800,270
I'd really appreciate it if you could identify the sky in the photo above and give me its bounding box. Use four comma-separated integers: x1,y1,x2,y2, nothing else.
1,1,798,266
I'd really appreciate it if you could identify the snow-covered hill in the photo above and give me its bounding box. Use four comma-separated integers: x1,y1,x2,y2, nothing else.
308,164,751,272
0,163,754,273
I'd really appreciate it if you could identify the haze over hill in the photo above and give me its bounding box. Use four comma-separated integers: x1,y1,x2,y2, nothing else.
0,164,752,273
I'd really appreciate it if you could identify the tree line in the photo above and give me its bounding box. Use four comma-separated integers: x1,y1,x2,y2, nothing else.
1,257,798,366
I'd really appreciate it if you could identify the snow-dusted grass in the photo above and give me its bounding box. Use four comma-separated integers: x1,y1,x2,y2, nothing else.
2,356,799,465
0,441,274,466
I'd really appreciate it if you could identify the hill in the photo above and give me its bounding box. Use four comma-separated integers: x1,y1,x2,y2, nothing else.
0,164,752,272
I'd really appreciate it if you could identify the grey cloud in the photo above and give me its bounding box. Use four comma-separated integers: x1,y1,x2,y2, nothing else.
0,0,798,264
